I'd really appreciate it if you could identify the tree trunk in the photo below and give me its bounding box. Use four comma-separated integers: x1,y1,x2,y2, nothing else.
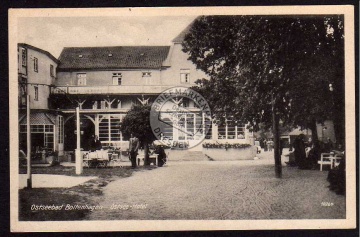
144,142,150,166
309,118,318,143
272,97,282,178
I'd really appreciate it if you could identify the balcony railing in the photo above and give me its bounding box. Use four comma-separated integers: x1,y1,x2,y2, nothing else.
51,85,191,95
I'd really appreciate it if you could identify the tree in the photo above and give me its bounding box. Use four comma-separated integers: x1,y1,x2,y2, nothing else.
183,15,344,178
120,104,157,166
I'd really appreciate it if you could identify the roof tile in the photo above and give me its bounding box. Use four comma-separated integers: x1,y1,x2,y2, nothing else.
58,46,170,70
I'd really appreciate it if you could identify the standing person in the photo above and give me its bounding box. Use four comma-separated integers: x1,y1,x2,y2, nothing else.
293,134,307,169
267,139,273,152
129,133,140,168
94,135,102,150
308,140,321,169
89,135,102,152
154,144,167,167
264,139,268,152
325,137,334,152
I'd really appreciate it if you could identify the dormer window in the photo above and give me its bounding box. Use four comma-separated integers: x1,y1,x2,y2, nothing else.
112,73,122,85
77,73,87,85
180,69,190,83
142,72,151,77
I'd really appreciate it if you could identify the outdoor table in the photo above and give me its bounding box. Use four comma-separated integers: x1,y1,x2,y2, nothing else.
83,150,110,168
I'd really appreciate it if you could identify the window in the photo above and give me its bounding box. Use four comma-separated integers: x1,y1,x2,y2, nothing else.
19,124,55,150
227,124,236,139
236,125,245,139
34,57,38,72
99,114,123,141
142,72,151,77
180,69,190,83
45,133,54,149
205,123,212,139
50,64,54,77
217,122,245,140
77,73,87,85
21,48,26,66
20,124,55,133
112,73,122,85
218,125,226,139
34,86,39,101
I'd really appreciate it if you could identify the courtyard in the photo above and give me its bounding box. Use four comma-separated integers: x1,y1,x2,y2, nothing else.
19,149,346,220
87,150,346,220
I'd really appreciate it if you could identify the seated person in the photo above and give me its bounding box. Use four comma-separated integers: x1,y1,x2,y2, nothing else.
327,154,345,195
331,144,345,156
154,145,167,167
307,141,321,169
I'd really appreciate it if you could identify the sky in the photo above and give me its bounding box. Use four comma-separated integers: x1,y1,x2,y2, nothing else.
17,16,197,58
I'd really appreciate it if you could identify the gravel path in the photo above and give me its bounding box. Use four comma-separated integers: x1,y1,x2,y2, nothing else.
87,151,345,220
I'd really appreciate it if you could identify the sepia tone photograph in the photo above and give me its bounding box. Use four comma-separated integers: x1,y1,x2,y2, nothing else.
9,6,356,232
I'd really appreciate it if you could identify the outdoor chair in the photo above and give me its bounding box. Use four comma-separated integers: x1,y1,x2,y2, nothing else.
318,153,333,171
318,153,343,171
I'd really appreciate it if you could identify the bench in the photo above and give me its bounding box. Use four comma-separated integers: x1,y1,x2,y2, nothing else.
137,154,158,166
318,153,343,171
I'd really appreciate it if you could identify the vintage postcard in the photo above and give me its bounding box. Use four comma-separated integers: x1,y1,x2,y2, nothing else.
9,6,356,232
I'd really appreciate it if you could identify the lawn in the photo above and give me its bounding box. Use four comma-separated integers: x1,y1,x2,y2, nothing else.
18,165,156,221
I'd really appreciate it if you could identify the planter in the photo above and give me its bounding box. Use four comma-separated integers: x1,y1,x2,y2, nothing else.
45,155,54,163
202,146,257,161
46,155,59,165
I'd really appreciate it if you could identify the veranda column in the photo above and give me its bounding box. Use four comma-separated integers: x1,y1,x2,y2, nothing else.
202,112,205,138
173,112,179,141
95,114,99,137
212,122,218,140
26,94,32,188
75,107,83,174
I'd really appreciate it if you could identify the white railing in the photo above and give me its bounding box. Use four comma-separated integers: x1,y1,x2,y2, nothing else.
51,85,192,95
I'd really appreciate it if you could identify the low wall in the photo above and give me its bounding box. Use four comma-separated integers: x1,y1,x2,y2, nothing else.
202,146,257,161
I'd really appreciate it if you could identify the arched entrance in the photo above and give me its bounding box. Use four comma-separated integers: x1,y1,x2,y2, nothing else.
64,115,95,151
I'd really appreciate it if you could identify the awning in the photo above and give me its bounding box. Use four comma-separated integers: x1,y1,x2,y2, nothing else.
19,112,56,125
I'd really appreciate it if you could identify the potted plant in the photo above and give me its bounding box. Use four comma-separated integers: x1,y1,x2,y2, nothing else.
46,150,59,166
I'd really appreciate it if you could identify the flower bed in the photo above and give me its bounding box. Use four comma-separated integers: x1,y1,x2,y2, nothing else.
202,142,256,161
203,142,251,149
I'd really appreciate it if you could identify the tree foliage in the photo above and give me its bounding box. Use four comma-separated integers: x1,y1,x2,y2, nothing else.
183,15,344,138
120,104,156,145
183,15,344,177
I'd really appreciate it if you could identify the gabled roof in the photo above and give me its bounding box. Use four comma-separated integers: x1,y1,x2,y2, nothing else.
57,46,170,70
18,43,59,64
172,17,199,43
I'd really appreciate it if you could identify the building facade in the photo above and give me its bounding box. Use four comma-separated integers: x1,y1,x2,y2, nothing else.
19,24,253,158
18,43,61,155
